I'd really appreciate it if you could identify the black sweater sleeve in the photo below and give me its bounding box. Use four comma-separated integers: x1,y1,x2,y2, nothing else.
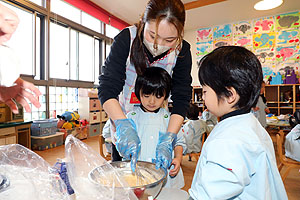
98,28,130,105
170,40,193,117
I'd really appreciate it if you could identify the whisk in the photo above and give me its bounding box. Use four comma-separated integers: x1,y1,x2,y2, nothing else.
132,162,146,186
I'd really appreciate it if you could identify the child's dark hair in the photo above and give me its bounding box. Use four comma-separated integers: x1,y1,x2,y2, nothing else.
135,67,171,101
187,103,200,120
198,46,262,112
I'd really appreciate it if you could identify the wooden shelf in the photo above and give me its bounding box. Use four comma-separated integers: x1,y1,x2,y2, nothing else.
265,84,300,115
192,86,205,111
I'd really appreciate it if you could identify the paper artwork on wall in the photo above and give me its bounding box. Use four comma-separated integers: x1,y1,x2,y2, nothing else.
213,24,232,40
195,10,300,83
233,21,252,36
196,27,213,41
234,35,252,50
253,16,275,34
276,29,300,45
275,45,300,63
196,41,213,58
213,38,232,49
262,63,276,79
275,11,300,31
277,62,300,75
253,33,276,49
255,48,275,64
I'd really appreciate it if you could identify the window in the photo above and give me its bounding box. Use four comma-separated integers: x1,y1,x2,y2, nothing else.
51,0,81,24
49,86,79,117
94,39,100,85
50,22,69,79
82,12,101,33
106,24,120,39
70,29,78,80
4,0,110,120
78,33,94,82
23,86,46,121
28,0,44,7
3,2,34,75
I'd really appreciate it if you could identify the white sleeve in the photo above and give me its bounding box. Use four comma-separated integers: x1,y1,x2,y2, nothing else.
102,120,111,139
0,45,20,86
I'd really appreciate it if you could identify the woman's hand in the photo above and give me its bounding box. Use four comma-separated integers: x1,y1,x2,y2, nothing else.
0,78,41,114
0,3,19,45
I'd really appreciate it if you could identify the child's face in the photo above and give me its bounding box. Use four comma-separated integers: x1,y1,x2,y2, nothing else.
140,92,165,112
202,85,235,117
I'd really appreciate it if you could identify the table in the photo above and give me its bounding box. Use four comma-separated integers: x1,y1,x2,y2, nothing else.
266,119,291,143
0,121,32,149
156,188,189,200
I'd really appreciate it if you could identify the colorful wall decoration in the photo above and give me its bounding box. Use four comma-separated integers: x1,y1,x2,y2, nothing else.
196,11,300,83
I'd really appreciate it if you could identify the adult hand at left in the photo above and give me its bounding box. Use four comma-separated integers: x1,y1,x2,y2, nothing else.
155,131,177,171
0,78,41,114
0,3,19,45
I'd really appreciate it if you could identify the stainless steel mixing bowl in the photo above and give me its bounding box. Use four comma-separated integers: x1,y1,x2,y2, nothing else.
88,161,167,199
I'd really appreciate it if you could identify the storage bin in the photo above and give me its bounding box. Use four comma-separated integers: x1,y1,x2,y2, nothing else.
89,124,100,137
31,132,64,150
31,119,58,136
89,112,101,124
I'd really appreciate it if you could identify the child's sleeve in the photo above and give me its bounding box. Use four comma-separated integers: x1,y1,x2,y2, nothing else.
191,139,252,199
102,120,111,139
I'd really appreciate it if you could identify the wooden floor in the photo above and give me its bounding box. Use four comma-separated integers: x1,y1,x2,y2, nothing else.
35,136,300,199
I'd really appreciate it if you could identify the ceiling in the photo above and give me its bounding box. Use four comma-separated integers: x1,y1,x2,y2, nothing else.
91,0,300,31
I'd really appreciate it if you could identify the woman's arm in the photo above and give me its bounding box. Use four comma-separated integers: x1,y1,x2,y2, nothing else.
103,99,126,121
168,40,192,134
167,114,184,133
98,28,130,113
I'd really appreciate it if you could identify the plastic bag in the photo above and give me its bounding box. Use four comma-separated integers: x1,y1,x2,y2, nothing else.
64,135,138,200
0,144,70,200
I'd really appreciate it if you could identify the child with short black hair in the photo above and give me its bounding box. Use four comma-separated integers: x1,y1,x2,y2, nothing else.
127,66,186,188
182,103,207,154
189,46,287,199
252,81,270,128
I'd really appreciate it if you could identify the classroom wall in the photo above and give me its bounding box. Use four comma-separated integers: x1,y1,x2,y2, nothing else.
184,29,199,86
184,10,300,87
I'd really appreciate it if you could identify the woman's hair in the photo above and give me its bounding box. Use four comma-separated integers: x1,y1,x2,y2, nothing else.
135,67,172,101
186,103,200,120
130,0,185,75
198,46,263,112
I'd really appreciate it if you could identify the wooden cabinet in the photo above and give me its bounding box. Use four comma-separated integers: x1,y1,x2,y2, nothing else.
0,122,31,148
78,88,108,138
192,86,205,112
265,84,300,115
0,103,24,123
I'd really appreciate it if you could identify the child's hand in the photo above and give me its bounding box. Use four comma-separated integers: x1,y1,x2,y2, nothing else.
252,107,260,112
169,157,181,177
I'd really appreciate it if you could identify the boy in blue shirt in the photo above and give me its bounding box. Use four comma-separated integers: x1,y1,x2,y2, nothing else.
189,46,287,199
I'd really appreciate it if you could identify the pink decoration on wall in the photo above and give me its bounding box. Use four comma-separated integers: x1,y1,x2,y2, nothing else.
197,29,211,40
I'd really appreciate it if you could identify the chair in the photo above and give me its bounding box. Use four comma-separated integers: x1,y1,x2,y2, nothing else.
99,134,111,161
187,132,207,162
276,130,300,181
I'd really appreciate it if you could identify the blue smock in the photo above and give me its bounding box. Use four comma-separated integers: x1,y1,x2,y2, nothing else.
189,113,287,200
285,124,300,162
127,106,186,189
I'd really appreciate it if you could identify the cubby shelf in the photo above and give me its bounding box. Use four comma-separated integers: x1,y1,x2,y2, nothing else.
265,84,300,115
